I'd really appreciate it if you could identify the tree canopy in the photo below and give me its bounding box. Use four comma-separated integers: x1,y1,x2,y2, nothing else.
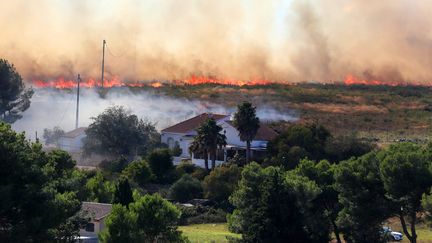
229,162,328,243
189,118,226,170
0,122,84,242
0,59,33,123
232,102,260,163
83,106,160,158
99,194,187,243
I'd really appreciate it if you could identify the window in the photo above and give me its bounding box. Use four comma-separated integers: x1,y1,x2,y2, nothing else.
167,137,174,148
85,223,95,232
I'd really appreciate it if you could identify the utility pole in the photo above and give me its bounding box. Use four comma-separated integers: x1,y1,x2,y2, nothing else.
101,40,106,88
75,74,81,129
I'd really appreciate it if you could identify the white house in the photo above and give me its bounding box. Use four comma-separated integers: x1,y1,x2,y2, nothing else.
161,113,278,168
79,202,113,241
58,127,87,153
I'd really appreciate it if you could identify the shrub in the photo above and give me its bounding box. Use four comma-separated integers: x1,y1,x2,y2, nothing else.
100,156,129,174
178,205,227,225
147,149,175,183
175,161,208,180
169,174,203,203
176,161,197,175
122,159,153,187
203,165,241,203
191,167,208,180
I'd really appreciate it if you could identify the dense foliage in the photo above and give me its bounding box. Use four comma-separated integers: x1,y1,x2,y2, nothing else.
203,165,241,204
147,148,176,183
169,174,203,203
83,106,160,158
229,163,328,243
0,122,84,242
122,159,154,187
99,194,187,243
0,59,33,123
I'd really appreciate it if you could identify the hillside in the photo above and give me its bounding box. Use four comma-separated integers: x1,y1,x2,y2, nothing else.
141,83,432,143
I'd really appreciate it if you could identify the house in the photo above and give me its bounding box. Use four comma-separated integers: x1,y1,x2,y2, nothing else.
58,127,87,153
79,202,113,241
161,113,278,168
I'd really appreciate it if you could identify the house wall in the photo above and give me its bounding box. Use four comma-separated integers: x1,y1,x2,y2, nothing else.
58,134,86,152
219,121,268,148
161,132,191,158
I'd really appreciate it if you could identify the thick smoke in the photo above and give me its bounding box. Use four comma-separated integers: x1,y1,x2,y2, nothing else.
0,0,431,83
12,88,298,140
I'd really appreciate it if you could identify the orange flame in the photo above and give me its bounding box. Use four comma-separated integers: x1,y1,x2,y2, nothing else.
32,77,159,89
182,75,272,86
344,74,432,87
31,75,272,89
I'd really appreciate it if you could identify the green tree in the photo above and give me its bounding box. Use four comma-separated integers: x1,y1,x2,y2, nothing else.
189,118,227,170
0,59,33,123
294,159,342,243
122,159,153,187
378,143,432,243
83,106,160,158
229,162,326,243
267,124,330,168
232,102,260,163
85,171,114,203
100,194,187,243
43,126,65,146
169,174,203,203
324,133,374,162
99,204,136,243
203,165,241,204
113,177,134,207
147,148,176,183
0,122,82,242
335,152,391,243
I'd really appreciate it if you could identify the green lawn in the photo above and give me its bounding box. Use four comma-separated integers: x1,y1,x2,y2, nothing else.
179,223,241,243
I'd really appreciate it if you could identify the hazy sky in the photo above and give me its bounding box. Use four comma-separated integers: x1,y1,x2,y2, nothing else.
0,0,431,83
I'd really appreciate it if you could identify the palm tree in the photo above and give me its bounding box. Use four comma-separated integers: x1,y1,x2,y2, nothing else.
232,102,260,163
189,118,227,170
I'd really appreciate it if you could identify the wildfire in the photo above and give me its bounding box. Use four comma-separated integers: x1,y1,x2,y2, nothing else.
182,75,272,86
343,74,432,87
32,77,156,89
31,75,273,89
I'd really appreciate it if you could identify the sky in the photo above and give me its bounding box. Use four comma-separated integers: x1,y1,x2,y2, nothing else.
0,0,431,83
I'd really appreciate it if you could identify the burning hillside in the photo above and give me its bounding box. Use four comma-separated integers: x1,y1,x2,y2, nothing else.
31,76,274,89
31,74,432,89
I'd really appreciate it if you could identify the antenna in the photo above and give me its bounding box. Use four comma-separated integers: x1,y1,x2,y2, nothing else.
101,40,106,88
75,74,81,129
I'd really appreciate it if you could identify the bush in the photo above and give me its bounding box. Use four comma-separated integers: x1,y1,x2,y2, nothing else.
169,174,203,203
100,156,129,174
100,194,187,243
175,161,208,180
177,205,227,225
122,159,153,187
191,167,208,181
176,161,197,175
147,149,175,183
203,165,241,203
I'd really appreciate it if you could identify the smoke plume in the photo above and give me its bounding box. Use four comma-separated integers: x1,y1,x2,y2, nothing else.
12,88,297,140
0,0,431,83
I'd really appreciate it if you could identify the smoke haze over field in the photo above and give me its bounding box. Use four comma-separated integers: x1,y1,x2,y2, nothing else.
1,1,431,83
12,89,297,140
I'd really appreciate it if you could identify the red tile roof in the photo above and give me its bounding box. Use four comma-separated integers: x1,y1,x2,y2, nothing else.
162,113,228,134
62,127,87,138
225,121,278,141
81,202,112,221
